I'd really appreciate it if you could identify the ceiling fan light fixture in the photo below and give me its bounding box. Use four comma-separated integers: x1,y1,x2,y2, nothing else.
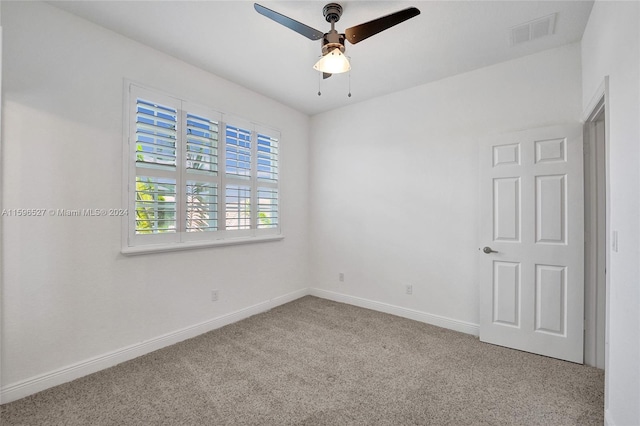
313,48,351,74
255,2,421,82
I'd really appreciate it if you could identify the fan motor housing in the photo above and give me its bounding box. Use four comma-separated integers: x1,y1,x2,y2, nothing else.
322,4,345,55
322,31,346,55
323,3,343,23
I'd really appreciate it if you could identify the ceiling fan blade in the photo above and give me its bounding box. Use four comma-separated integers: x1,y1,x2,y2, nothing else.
323,72,332,79
345,7,420,44
254,3,324,41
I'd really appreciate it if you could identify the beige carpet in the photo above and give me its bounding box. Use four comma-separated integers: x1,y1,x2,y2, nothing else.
1,296,604,425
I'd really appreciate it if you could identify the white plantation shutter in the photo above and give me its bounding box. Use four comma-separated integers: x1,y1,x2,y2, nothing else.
135,101,177,169
186,113,218,174
183,108,220,238
223,119,253,236
225,124,252,179
257,133,279,182
125,83,281,251
257,187,278,229
256,130,279,231
225,185,251,230
132,87,180,242
135,177,177,234
186,181,217,232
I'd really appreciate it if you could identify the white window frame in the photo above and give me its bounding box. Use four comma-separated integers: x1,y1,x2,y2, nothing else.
121,82,282,255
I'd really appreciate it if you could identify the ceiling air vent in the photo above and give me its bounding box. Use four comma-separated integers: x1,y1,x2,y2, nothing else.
509,13,557,46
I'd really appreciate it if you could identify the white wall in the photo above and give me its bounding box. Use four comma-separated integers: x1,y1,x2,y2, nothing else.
309,43,582,328
1,1,309,399
581,2,640,425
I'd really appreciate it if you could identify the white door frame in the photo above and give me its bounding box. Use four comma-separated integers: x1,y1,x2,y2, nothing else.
0,20,4,400
582,76,610,375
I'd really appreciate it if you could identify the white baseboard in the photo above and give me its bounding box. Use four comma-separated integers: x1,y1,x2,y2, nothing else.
0,288,309,404
1,287,480,404
309,288,480,336
604,408,617,426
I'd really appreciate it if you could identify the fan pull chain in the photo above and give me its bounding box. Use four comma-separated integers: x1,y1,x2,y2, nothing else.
318,71,322,96
348,67,352,98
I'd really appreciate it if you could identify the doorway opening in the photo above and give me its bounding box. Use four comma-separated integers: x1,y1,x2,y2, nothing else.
583,91,608,370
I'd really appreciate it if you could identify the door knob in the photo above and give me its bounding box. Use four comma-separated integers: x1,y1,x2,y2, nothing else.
482,246,498,254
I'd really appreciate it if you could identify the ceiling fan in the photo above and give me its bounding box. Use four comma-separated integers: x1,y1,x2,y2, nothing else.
254,3,420,79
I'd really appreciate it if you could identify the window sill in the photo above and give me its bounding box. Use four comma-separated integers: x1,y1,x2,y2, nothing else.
121,234,284,256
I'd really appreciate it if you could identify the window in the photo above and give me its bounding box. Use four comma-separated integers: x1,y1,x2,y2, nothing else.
124,84,281,253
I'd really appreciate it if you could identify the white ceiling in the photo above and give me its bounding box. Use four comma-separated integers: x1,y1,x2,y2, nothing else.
50,0,594,116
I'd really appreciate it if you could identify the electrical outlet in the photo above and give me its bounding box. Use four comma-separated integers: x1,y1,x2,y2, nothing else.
339,272,345,282
405,284,413,295
211,290,219,302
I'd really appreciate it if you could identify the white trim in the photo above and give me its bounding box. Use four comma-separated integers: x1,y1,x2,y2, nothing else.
121,79,132,252
309,288,480,336
582,76,611,410
0,288,308,404
582,77,608,123
604,409,616,426
121,234,284,256
583,92,607,369
0,24,4,399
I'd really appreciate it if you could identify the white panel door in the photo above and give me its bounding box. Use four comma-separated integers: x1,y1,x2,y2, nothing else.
479,125,584,363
